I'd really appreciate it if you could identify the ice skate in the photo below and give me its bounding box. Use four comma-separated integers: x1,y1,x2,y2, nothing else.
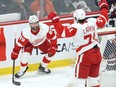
15,66,28,78
37,63,51,74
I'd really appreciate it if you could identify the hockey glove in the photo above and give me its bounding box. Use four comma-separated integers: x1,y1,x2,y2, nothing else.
98,0,109,9
11,44,21,60
11,48,19,60
46,29,56,40
48,12,59,23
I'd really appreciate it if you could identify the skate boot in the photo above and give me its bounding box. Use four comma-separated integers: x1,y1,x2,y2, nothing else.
15,66,28,78
38,63,51,74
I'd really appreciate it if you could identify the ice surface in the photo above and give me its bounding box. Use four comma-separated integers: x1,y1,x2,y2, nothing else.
0,66,74,87
1,64,116,87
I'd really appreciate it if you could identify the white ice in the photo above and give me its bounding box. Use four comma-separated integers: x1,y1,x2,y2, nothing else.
1,64,116,87
0,66,74,87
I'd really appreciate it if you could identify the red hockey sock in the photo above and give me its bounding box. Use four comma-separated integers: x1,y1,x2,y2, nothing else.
42,56,51,63
93,85,100,87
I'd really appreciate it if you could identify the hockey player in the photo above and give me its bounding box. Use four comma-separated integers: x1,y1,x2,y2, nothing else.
48,0,109,87
109,3,116,18
11,15,57,78
108,3,116,27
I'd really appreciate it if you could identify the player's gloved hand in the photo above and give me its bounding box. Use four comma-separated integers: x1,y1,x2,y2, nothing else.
47,29,56,40
48,12,59,23
11,48,19,60
98,0,108,9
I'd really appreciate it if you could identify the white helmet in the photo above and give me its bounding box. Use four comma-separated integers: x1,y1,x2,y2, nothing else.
73,9,86,21
28,15,39,23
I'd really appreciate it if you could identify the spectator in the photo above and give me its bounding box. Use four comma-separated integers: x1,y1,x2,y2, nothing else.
107,0,116,5
30,0,55,18
53,0,91,14
52,0,67,15
0,0,10,14
108,3,116,27
103,36,116,71
70,0,91,12
53,0,78,15
24,0,34,15
7,0,31,20
109,3,116,18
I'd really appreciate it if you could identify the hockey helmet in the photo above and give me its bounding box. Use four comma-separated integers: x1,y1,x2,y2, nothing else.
28,15,39,23
73,9,86,21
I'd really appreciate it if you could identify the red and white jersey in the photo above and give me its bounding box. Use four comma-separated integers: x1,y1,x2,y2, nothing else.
75,18,99,55
69,23,85,47
16,22,49,47
61,18,99,55
76,7,109,54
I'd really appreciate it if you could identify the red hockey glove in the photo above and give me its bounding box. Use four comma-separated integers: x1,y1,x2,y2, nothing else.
98,0,108,9
11,48,20,60
48,12,59,23
11,44,21,60
46,29,56,40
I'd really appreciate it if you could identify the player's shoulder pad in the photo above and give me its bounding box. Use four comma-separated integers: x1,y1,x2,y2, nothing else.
87,18,96,24
22,24,31,39
71,23,80,28
39,22,49,33
39,22,49,29
71,23,83,29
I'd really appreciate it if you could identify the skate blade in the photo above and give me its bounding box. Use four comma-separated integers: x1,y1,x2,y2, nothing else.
36,70,51,74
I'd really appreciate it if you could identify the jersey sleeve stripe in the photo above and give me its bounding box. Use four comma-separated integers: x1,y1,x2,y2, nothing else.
100,14,107,25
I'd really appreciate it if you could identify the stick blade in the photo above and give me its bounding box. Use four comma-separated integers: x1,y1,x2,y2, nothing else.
13,81,21,86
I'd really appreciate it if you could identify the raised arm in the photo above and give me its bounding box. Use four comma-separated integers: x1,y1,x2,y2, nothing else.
48,12,64,38
48,12,77,38
96,0,109,28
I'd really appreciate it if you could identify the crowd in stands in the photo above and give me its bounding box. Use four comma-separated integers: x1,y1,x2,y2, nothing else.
1,0,115,21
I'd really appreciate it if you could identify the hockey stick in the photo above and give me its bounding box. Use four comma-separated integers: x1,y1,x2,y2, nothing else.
12,60,21,86
12,28,21,86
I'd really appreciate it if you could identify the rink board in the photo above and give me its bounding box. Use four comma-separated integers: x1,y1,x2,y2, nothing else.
0,58,76,76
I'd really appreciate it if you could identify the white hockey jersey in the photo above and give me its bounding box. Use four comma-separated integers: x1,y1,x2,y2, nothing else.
75,18,99,55
17,22,49,47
